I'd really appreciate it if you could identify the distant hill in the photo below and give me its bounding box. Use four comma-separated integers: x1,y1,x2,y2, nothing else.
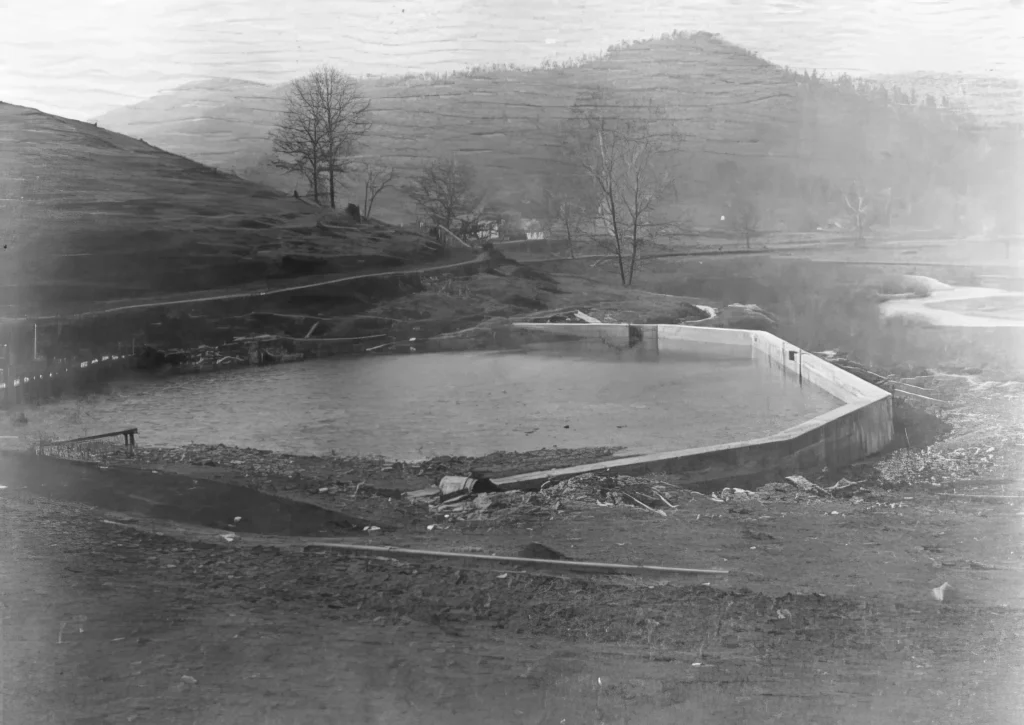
869,72,1022,126
93,78,286,185
95,31,1023,234
0,101,436,315
94,33,801,221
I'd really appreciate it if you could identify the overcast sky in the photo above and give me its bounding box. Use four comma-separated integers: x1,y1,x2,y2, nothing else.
1,0,1022,121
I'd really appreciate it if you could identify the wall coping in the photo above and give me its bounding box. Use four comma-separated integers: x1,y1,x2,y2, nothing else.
496,323,892,489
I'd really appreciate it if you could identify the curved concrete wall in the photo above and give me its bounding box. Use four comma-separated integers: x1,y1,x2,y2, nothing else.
496,323,893,490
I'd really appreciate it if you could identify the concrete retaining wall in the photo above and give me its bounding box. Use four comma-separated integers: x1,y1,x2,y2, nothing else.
496,323,893,490
513,323,635,343
656,323,754,350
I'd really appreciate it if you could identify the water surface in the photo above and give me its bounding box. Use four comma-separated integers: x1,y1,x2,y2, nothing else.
42,341,841,460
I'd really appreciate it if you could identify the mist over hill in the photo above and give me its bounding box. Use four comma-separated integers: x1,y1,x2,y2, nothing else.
96,31,1022,235
869,72,1022,127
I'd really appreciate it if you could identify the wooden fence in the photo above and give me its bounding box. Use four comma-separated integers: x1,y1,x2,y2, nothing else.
1,351,134,407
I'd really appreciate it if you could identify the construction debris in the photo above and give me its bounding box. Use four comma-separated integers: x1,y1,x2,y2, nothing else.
785,475,828,494
931,582,952,603
438,475,500,502
404,468,886,523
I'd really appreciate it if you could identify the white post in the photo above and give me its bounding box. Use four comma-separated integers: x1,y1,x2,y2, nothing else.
33,324,37,360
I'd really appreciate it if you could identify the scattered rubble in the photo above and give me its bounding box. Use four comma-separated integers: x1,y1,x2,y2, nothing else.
405,469,885,522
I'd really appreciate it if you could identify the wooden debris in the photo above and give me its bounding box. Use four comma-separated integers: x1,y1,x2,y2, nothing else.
621,492,668,516
894,388,950,405
308,542,729,576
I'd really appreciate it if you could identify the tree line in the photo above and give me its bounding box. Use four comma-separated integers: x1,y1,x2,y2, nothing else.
271,63,1021,286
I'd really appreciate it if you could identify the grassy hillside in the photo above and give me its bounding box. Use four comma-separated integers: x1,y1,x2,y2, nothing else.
92,33,802,221
94,31,1023,235
0,102,441,316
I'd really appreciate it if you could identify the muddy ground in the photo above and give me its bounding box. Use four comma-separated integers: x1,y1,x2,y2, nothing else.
2,372,1022,723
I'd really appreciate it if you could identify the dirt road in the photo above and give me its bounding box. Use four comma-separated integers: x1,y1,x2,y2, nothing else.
22,253,490,322
3,460,1023,724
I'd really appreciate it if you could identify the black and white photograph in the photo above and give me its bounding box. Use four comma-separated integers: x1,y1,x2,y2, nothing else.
0,1,1022,722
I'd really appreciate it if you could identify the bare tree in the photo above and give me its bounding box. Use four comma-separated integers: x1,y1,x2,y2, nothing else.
270,65,371,208
565,87,675,286
879,186,894,226
844,181,872,242
545,189,589,258
359,160,396,220
408,158,484,243
728,196,761,249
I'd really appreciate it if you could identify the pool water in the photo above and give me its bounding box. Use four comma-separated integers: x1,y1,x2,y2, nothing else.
39,341,842,460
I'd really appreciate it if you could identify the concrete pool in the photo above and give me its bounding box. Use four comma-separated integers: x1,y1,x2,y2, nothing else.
494,324,893,489
32,336,845,461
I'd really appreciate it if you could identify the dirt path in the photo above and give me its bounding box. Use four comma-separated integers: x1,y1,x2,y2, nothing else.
3,469,1023,724
27,253,491,321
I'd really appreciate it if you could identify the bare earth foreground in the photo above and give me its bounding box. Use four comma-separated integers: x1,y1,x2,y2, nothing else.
1,378,1023,723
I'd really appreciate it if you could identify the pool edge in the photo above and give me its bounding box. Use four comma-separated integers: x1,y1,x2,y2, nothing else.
494,323,893,490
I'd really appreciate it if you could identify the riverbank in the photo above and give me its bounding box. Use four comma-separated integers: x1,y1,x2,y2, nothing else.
3,252,717,411
880,285,1024,328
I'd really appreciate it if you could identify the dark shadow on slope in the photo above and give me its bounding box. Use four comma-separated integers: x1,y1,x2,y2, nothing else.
0,452,375,536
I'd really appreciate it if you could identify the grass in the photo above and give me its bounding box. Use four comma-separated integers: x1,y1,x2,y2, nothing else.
0,102,437,316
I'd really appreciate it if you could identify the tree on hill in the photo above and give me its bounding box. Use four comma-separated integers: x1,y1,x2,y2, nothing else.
727,196,762,248
565,86,676,286
270,65,371,208
844,181,872,241
358,159,396,220
407,157,485,243
544,182,592,258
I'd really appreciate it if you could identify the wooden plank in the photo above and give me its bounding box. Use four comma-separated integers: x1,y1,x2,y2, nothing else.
893,388,950,405
309,542,729,576
40,427,139,447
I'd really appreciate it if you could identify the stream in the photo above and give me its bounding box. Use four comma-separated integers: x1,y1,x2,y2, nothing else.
880,284,1024,328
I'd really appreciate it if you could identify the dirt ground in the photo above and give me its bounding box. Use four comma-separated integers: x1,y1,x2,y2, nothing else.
2,374,1023,724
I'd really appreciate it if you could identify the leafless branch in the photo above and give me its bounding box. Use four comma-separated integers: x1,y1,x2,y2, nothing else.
270,65,371,208
407,158,485,246
359,160,396,220
564,86,676,286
